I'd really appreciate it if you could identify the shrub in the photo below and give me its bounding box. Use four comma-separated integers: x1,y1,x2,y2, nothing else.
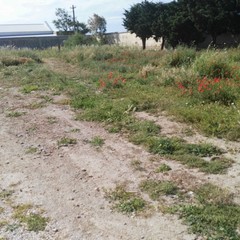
165,46,196,67
193,51,232,78
148,137,181,155
64,33,97,47
140,180,178,200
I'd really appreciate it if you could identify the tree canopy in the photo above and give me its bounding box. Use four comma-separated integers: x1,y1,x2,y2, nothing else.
123,1,156,49
88,14,107,36
53,8,89,34
123,0,240,49
179,0,240,45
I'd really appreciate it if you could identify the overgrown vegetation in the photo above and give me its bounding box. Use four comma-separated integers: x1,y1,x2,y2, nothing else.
178,184,240,240
1,45,240,239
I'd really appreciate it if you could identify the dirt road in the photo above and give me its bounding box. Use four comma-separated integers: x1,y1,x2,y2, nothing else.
0,61,239,240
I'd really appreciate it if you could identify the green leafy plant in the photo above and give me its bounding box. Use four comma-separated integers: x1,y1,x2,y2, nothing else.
0,190,14,200
194,52,233,79
140,180,178,200
90,136,105,147
25,147,38,154
155,163,172,173
57,137,77,147
115,197,146,214
195,183,233,205
13,204,48,232
105,185,147,214
166,46,196,67
6,111,25,118
21,85,39,94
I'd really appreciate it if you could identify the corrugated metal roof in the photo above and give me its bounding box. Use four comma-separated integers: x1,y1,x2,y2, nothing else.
0,22,54,37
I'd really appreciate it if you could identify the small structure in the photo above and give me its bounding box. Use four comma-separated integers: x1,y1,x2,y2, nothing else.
0,22,68,49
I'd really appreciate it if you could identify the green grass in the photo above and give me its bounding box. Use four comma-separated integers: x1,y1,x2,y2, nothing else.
57,137,77,147
0,190,14,199
0,207,4,214
178,184,240,239
130,160,145,171
90,136,105,147
1,44,240,240
139,180,178,200
115,197,146,214
180,204,240,240
21,85,39,94
3,46,239,141
155,163,172,173
13,204,48,232
25,147,38,154
195,183,233,205
6,111,25,118
105,185,147,214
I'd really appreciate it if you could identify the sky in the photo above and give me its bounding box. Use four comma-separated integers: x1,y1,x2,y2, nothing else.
0,0,171,33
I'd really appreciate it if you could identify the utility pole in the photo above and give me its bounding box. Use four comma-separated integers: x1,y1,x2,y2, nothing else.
70,5,76,31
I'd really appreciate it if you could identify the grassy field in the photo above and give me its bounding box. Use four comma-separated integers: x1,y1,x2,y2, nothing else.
0,45,240,239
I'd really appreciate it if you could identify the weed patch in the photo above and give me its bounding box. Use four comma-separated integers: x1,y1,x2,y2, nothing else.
25,147,38,154
105,185,147,214
155,163,172,173
57,137,77,147
90,136,105,147
130,160,145,171
0,190,14,200
195,183,233,205
13,204,48,232
140,180,178,200
180,204,240,239
6,111,25,118
21,85,39,94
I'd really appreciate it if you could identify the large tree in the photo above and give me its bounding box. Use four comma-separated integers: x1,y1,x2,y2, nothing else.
179,0,240,45
152,1,202,48
88,14,107,36
53,8,89,34
123,1,156,49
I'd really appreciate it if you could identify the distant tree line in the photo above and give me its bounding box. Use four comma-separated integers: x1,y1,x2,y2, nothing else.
53,8,106,40
123,0,240,49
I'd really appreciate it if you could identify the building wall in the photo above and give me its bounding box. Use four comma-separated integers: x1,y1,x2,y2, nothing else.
0,36,69,49
105,32,162,49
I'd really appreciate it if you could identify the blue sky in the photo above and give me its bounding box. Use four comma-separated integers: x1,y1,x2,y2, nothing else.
0,0,171,33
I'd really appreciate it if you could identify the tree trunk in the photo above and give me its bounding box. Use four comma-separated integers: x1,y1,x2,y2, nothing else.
211,33,217,46
142,37,146,50
161,37,165,50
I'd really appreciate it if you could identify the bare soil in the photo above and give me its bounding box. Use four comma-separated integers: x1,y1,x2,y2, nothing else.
0,60,239,240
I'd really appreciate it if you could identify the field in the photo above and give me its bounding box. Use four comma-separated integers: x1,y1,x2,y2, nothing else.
0,45,240,239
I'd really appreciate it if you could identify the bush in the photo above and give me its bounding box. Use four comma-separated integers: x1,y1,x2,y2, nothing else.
64,33,97,47
194,51,232,78
165,46,196,67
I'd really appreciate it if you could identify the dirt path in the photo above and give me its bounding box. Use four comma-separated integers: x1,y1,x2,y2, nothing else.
0,59,239,239
0,87,198,239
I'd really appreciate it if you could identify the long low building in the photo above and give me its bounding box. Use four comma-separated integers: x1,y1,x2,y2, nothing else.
0,22,68,49
0,22,55,38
